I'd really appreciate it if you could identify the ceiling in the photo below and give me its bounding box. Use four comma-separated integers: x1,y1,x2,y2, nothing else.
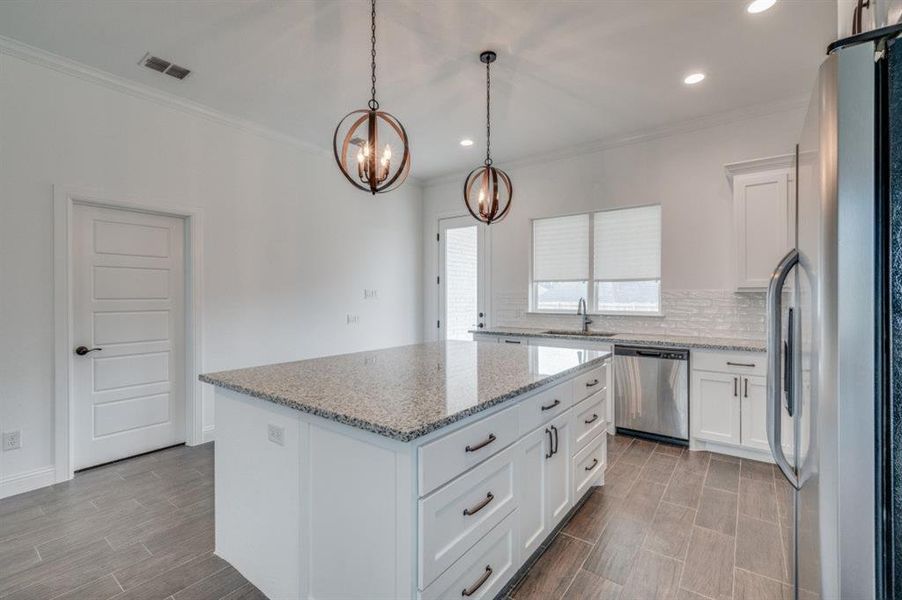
0,0,837,179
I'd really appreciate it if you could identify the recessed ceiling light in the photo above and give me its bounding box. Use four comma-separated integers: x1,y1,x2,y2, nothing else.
460,138,474,147
747,0,777,14
683,72,706,85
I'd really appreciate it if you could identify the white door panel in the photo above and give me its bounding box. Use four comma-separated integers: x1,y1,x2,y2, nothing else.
73,204,186,469
438,216,487,340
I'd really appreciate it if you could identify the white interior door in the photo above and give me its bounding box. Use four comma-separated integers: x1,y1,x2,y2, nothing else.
72,204,186,469
438,216,486,341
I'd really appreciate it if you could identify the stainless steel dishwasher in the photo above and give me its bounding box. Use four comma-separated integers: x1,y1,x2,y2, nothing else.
613,345,689,444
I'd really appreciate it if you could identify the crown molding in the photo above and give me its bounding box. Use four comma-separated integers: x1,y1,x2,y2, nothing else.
0,34,330,158
724,153,795,186
424,94,809,188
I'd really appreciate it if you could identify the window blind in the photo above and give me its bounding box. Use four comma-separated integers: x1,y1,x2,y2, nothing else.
533,214,590,281
594,205,661,281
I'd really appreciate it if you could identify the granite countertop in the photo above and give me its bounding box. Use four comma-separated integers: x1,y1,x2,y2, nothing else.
200,341,610,442
473,327,766,353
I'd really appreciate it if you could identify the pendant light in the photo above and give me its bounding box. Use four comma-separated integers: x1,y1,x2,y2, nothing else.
333,0,411,194
463,51,512,225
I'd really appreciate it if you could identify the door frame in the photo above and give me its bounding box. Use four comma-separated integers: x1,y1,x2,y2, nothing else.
434,213,492,339
52,185,206,483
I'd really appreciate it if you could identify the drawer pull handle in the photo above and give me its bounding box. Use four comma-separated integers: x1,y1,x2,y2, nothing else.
465,433,496,453
584,413,599,425
585,458,599,471
503,339,521,344
726,361,756,368
585,379,599,388
462,492,494,516
541,399,561,411
461,565,493,597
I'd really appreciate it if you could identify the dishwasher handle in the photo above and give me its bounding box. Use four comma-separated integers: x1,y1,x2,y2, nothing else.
614,345,689,360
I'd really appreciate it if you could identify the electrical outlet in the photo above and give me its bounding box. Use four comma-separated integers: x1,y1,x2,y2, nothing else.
2,430,21,451
346,314,359,325
267,424,285,446
364,289,378,299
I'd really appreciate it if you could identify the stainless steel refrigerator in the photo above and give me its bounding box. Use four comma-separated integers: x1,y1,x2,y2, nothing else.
766,25,902,600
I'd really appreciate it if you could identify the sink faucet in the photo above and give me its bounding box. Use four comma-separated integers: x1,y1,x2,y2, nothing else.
577,297,592,333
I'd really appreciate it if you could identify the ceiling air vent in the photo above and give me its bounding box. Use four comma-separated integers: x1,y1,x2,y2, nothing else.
139,53,191,81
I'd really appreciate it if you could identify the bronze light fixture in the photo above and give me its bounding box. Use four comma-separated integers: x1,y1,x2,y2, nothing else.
463,51,512,225
333,0,411,194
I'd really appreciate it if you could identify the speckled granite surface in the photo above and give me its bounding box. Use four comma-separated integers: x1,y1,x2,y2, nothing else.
473,327,766,352
200,341,610,442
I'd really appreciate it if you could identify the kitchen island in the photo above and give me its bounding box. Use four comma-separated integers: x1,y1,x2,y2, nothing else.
200,340,611,600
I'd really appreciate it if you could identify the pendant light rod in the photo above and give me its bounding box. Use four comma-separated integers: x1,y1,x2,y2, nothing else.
480,50,496,166
369,0,378,110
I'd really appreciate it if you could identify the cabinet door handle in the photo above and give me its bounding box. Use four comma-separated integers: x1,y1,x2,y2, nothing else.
733,377,738,397
462,492,494,516
461,565,493,597
465,433,496,453
541,399,561,411
744,377,748,398
584,413,599,425
551,425,559,456
726,361,756,368
585,458,599,471
585,379,599,388
545,428,553,459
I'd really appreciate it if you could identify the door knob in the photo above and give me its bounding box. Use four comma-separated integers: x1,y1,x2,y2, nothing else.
74,346,102,356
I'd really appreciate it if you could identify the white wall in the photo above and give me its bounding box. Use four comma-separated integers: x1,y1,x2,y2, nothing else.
422,104,806,340
0,50,423,492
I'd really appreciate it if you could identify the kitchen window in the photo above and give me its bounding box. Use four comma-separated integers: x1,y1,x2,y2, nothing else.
531,205,661,314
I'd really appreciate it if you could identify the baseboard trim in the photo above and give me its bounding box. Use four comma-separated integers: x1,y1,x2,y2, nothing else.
0,465,57,500
690,439,776,462
202,426,215,444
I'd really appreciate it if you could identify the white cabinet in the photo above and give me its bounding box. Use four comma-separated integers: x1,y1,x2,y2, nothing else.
690,350,793,461
727,159,795,291
516,411,573,559
545,412,573,525
690,370,741,446
516,427,549,558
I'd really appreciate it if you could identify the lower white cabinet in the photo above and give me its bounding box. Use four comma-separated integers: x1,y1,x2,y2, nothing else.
572,432,606,500
420,511,519,600
545,412,573,526
690,351,793,460
516,427,550,559
690,370,742,446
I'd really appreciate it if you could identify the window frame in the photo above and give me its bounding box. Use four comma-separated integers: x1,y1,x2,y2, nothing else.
529,204,663,316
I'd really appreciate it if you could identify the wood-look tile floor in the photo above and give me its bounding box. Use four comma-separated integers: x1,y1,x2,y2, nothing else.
510,434,798,600
0,436,795,600
0,442,266,600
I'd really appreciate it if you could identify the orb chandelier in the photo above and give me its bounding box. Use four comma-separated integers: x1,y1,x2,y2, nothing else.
333,0,411,194
463,51,512,225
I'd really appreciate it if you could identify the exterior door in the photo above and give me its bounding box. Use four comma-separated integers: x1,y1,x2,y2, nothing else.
438,216,486,341
72,204,186,469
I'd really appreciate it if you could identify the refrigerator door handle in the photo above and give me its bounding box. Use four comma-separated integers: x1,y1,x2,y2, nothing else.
766,248,800,490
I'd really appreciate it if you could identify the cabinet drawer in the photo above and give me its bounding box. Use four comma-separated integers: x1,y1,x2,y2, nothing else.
571,391,607,454
420,511,519,600
419,444,517,589
419,405,519,497
572,433,606,500
692,350,765,376
517,381,572,434
572,363,607,403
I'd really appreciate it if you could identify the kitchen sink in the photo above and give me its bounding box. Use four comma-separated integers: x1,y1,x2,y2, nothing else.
542,330,616,337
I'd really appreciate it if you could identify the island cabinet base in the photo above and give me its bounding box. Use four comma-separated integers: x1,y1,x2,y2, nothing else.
214,358,610,600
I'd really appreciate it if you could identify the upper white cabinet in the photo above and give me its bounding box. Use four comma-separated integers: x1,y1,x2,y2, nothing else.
725,155,795,291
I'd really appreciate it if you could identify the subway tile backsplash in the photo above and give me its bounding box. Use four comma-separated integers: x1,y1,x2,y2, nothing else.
492,289,766,340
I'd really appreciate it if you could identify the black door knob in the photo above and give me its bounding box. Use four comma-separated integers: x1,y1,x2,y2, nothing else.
477,323,484,328
75,346,102,356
